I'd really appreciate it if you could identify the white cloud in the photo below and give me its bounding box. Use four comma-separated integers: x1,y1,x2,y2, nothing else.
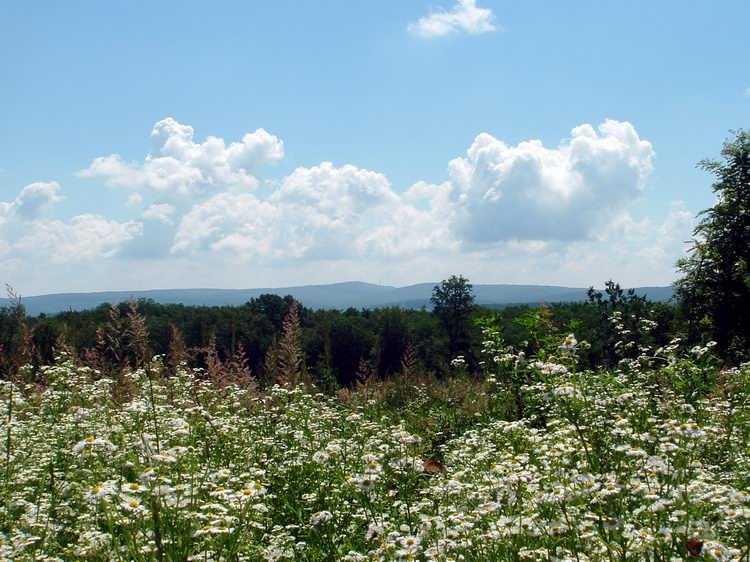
552,203,694,286
15,215,142,264
172,192,281,257
165,120,654,270
5,117,694,294
75,118,657,265
745,87,750,97
10,181,65,219
142,203,177,225
0,183,141,267
270,162,406,258
408,0,496,38
77,117,284,197
447,120,654,243
127,192,144,208
171,162,449,261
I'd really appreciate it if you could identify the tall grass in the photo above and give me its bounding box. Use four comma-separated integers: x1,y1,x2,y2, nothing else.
1,323,749,560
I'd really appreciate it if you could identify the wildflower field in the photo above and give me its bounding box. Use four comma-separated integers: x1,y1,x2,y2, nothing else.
2,327,750,561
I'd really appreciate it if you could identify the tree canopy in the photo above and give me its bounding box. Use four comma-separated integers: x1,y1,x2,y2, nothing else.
430,275,476,362
675,130,750,359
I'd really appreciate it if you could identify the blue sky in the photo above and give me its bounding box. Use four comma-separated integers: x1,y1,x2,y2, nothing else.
1,1,748,295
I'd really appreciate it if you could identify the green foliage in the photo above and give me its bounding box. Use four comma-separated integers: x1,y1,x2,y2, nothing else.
3,280,687,387
2,320,750,560
376,307,410,378
585,280,655,366
430,275,476,365
676,130,750,361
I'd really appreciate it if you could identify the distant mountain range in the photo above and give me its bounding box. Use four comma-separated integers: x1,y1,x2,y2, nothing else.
0,282,675,317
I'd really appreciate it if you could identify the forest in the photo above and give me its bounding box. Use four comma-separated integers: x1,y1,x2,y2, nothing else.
0,278,685,389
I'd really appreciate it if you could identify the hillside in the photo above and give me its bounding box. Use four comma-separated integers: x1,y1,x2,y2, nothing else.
0,282,674,316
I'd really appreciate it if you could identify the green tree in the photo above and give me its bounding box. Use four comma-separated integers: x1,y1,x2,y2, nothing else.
431,275,475,362
329,312,377,386
675,130,750,359
376,307,410,378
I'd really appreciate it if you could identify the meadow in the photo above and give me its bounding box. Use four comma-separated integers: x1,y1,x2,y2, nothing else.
2,314,750,561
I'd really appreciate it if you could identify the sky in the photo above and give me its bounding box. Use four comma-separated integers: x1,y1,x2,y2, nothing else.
1,1,749,296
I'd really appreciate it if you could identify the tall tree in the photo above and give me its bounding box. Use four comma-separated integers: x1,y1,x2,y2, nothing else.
431,275,475,361
675,130,750,359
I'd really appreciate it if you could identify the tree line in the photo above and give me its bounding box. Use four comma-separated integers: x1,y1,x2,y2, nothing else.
0,278,687,388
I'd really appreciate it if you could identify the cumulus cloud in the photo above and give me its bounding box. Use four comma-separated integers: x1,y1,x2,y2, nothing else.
77,117,284,197
73,117,657,266
5,117,694,294
171,162,449,261
0,183,140,265
447,120,655,243
553,203,694,286
8,181,65,219
172,192,281,257
143,203,177,225
14,215,142,264
408,0,496,38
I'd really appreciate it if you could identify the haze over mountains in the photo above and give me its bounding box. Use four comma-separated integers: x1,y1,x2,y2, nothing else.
1,282,674,317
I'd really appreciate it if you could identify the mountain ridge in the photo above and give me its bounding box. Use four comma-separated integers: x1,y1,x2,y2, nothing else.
0,281,674,316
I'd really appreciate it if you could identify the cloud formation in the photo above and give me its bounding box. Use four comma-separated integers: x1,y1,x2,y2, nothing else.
9,181,65,220
78,117,284,196
170,162,447,260
15,215,142,264
0,183,140,267
1,117,692,293
408,0,496,38
448,120,654,242
143,203,177,225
